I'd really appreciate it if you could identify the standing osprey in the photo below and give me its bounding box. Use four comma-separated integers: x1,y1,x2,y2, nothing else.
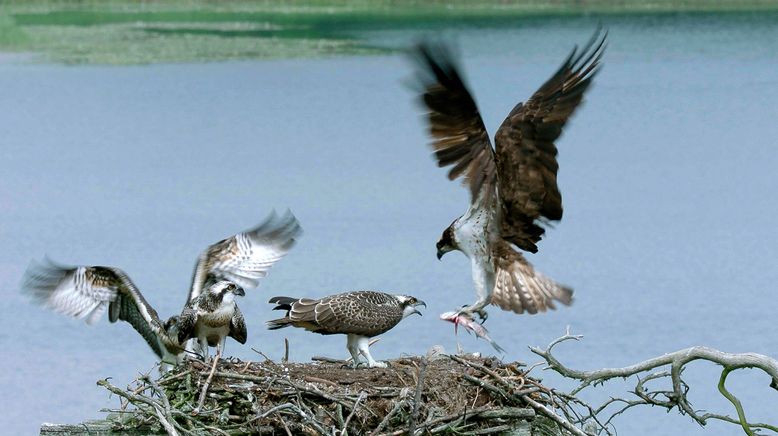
413,30,606,321
267,291,426,368
177,280,246,361
22,260,185,370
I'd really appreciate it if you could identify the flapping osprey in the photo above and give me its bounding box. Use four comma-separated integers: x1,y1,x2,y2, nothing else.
187,209,302,303
22,210,302,366
22,261,186,370
267,291,426,368
183,209,302,356
413,29,606,322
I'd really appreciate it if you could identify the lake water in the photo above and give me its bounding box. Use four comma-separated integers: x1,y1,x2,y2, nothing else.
2,11,777,435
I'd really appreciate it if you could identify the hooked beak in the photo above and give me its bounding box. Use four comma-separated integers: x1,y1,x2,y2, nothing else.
234,287,246,297
436,249,444,260
413,299,427,316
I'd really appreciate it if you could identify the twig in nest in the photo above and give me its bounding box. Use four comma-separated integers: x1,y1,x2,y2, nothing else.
283,338,290,363
304,375,338,387
408,357,428,435
251,347,273,361
370,397,409,436
341,391,367,436
311,356,345,364
97,379,179,436
194,347,222,414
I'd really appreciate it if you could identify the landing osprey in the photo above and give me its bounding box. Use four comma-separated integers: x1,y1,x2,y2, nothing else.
177,280,246,361
22,260,185,370
413,29,606,321
267,291,426,368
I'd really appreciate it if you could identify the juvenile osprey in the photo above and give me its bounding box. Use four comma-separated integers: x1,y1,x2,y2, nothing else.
267,291,426,368
413,30,606,321
22,260,185,370
177,280,246,361
183,209,302,356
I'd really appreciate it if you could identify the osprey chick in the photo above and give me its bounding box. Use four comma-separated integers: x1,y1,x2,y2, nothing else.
267,291,426,368
413,29,606,322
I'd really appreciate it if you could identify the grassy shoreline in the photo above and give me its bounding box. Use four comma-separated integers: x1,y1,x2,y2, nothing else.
2,1,777,64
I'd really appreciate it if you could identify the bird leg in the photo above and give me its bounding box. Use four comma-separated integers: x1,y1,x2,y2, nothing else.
356,336,387,368
345,334,363,368
198,338,210,363
456,300,489,324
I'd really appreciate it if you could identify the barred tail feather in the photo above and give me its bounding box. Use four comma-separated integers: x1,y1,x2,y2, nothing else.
491,241,573,315
266,318,293,330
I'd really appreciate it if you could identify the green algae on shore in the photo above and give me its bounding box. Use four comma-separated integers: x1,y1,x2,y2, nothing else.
1,0,778,64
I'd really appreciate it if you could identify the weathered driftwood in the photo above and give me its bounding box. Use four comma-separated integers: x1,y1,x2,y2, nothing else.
530,327,778,436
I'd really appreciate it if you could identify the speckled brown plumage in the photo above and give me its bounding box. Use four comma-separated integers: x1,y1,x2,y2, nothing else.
267,291,406,338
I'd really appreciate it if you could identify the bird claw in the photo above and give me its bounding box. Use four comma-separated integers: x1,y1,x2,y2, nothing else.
456,307,488,324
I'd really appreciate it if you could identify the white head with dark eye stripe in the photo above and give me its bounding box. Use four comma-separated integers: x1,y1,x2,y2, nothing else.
209,281,245,303
436,220,459,260
396,295,427,318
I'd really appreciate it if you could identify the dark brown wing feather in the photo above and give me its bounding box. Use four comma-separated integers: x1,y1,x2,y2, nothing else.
229,304,248,344
413,42,497,202
495,28,606,252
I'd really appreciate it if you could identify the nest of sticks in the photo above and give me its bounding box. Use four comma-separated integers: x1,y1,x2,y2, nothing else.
97,353,571,435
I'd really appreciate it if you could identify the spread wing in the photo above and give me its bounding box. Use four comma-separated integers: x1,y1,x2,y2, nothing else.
491,241,573,314
268,291,403,337
188,210,302,302
495,28,606,253
177,304,198,345
22,259,168,358
229,304,248,344
413,41,497,202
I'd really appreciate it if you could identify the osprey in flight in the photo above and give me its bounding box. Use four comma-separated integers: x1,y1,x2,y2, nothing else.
413,29,606,322
23,261,186,370
267,291,426,368
22,210,302,366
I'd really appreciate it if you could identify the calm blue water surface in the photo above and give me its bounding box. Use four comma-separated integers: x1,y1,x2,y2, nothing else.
1,12,777,435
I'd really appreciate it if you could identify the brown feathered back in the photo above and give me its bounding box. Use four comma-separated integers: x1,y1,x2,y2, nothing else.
267,291,405,338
